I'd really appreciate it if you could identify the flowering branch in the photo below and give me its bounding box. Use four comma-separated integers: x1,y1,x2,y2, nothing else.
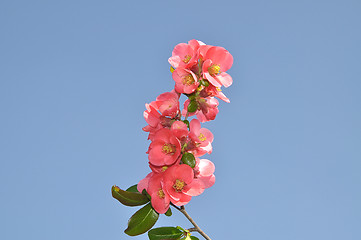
111,39,233,240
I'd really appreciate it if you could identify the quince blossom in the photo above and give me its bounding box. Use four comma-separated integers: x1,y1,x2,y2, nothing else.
163,164,203,206
183,97,220,122
148,128,181,166
168,40,202,69
172,68,199,94
194,158,216,189
202,46,233,88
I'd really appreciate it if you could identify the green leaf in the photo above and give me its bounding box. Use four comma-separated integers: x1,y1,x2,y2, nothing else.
164,207,172,217
181,152,196,168
112,185,149,206
182,120,190,129
187,100,198,113
124,203,159,236
176,226,185,232
190,236,200,240
126,184,139,193
142,189,152,200
148,227,184,240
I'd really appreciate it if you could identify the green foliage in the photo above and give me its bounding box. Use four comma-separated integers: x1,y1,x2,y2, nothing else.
126,184,139,193
165,207,172,217
187,100,198,113
190,236,200,240
124,203,159,236
148,227,184,240
183,119,190,129
181,152,196,168
111,185,149,206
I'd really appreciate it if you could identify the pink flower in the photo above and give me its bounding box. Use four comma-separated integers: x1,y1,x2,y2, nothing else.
137,172,153,193
197,97,219,122
194,158,215,189
168,40,200,69
170,120,189,141
202,46,233,88
189,119,214,147
200,84,230,103
172,68,199,94
183,97,219,122
152,91,180,118
147,173,170,214
148,128,181,166
149,162,176,174
163,164,204,206
143,102,161,128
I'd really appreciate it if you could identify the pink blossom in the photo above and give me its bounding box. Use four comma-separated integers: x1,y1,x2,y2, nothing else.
149,162,176,174
172,68,199,94
194,158,216,189
200,84,230,103
189,119,214,147
183,97,219,122
197,97,219,122
148,128,181,166
168,40,199,69
170,120,189,141
143,102,161,128
147,173,170,214
152,91,180,118
137,172,153,193
202,46,233,88
163,164,204,206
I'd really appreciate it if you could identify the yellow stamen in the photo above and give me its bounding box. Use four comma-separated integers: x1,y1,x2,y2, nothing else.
216,87,222,91
157,189,165,199
208,64,221,75
183,55,192,63
162,143,176,154
182,74,195,86
173,179,185,192
198,133,207,142
162,166,168,172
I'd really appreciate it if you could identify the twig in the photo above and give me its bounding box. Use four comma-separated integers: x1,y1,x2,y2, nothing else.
171,204,212,240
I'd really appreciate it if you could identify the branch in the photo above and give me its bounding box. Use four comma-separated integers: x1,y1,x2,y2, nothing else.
171,204,212,240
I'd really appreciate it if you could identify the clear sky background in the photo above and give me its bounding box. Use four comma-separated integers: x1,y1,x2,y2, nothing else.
1,1,360,239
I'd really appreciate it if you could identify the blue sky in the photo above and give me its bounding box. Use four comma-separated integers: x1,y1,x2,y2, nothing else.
1,1,360,239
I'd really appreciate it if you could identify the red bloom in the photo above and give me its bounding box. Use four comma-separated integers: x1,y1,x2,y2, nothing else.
152,91,180,118
172,68,199,94
148,128,181,166
168,40,201,69
202,46,233,88
163,164,203,206
147,173,170,214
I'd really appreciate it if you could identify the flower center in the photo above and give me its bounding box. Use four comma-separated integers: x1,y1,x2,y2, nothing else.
173,179,185,192
162,143,176,154
183,55,192,63
157,189,165,199
162,166,168,172
182,74,195,86
208,64,221,75
198,133,207,142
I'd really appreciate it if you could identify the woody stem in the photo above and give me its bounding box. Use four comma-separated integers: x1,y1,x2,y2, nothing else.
171,204,212,240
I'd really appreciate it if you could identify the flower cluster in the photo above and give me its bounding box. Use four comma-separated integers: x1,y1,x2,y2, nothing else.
138,40,233,214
